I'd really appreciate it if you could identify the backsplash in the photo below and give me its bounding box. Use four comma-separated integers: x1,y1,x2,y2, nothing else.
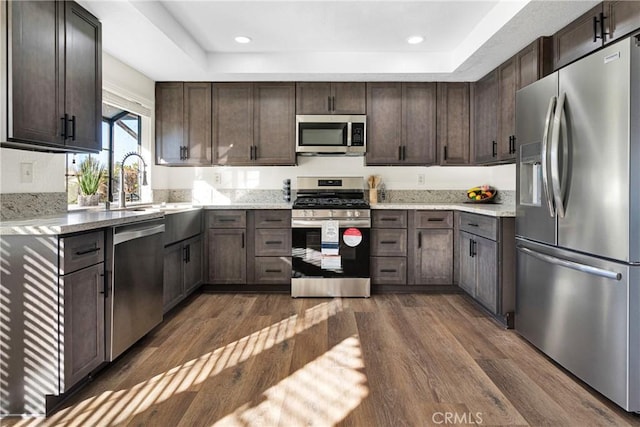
1,192,67,221
153,188,515,206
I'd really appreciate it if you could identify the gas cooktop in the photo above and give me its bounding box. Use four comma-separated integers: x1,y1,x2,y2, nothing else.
292,176,369,210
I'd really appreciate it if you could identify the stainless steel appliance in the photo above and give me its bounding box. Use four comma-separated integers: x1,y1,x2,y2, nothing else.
515,32,640,412
296,115,366,155
107,219,165,360
292,176,370,297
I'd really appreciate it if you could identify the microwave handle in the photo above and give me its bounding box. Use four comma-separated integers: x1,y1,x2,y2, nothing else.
347,122,352,147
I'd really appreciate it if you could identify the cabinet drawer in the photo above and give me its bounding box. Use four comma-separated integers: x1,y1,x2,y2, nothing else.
254,210,291,228
371,229,407,256
458,212,497,240
372,210,407,228
371,257,407,285
255,229,291,256
414,210,453,228
207,210,246,228
60,231,105,274
254,257,291,284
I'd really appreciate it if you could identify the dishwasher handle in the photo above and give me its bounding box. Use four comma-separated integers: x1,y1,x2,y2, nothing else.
114,222,165,245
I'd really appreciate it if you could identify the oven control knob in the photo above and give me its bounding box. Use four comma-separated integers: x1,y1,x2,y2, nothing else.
305,210,312,217
346,210,353,217
354,211,361,217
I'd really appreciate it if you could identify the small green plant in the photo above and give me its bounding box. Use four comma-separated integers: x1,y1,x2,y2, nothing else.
77,157,105,196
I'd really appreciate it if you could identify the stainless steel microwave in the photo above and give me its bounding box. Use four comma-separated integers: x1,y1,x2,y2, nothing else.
296,115,366,155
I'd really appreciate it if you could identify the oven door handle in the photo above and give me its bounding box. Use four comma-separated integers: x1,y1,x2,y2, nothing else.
291,219,371,228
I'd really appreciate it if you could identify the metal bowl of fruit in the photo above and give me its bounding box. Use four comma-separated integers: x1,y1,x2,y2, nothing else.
466,185,497,203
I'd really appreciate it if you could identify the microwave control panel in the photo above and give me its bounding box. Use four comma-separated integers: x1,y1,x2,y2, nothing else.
351,123,365,146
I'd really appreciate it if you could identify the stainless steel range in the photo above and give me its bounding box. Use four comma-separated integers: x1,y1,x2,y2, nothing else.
291,177,370,297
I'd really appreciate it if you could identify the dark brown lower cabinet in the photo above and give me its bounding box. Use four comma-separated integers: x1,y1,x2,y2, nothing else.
371,210,408,285
163,234,203,313
409,211,454,286
457,212,515,326
62,262,105,390
208,228,247,284
371,257,407,285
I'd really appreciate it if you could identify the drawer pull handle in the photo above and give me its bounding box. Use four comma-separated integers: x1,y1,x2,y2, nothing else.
266,269,282,273
75,247,100,256
380,240,397,244
427,218,444,222
265,241,282,245
380,269,397,273
381,218,398,221
264,219,282,222
218,218,237,222
467,223,479,227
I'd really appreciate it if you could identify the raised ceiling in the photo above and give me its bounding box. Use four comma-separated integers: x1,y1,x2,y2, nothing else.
78,0,600,82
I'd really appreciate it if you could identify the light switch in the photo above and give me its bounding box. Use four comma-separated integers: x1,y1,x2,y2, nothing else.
20,162,33,184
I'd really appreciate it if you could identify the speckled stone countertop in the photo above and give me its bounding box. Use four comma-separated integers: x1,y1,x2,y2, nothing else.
370,203,515,217
202,203,292,210
0,210,164,236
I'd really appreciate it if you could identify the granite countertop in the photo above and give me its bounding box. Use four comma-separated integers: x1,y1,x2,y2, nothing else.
370,202,515,217
202,203,292,210
0,210,164,236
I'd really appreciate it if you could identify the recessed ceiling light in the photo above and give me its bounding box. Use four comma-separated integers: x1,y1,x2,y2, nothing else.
407,35,424,45
235,36,252,44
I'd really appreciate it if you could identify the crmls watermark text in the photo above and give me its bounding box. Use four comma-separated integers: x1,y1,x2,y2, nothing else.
432,411,483,425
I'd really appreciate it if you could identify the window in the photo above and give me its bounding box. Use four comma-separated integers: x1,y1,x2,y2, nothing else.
66,105,142,206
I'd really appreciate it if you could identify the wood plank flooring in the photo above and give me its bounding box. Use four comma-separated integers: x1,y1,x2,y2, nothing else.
4,293,640,426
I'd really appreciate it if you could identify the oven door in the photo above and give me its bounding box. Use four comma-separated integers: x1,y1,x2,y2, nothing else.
291,220,370,297
292,223,370,279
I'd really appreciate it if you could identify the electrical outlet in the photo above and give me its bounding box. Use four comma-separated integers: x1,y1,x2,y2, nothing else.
214,173,221,185
20,162,33,184
417,174,425,185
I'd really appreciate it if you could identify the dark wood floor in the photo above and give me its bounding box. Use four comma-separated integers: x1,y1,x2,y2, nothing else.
5,293,640,426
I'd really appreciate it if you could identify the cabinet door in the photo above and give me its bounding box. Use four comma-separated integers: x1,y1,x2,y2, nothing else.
253,83,296,165
156,82,184,164
553,4,603,70
497,57,517,161
184,235,203,295
366,83,402,165
402,83,437,165
183,82,212,165
517,37,553,90
473,69,499,164
414,229,453,285
8,1,64,147
605,1,640,44
62,263,105,390
295,82,332,114
332,83,366,114
475,236,498,313
163,243,184,313
437,83,470,165
213,83,253,165
208,228,246,284
64,1,101,152
371,257,407,285
458,232,476,296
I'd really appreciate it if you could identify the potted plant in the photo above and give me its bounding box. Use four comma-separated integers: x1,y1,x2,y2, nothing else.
76,157,106,206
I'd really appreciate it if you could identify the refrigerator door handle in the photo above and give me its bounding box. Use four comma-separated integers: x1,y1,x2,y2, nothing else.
517,246,622,281
541,96,557,218
550,92,568,218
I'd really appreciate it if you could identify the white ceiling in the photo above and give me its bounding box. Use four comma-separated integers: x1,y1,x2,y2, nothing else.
79,0,600,82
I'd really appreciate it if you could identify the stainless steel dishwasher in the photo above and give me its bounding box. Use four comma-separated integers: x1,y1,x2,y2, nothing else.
106,219,164,361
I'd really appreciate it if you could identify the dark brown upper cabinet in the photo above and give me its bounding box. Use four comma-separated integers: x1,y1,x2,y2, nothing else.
296,82,366,114
5,1,101,153
366,82,436,166
213,82,295,166
554,2,640,70
497,58,518,162
156,82,212,166
437,82,470,165
472,70,499,164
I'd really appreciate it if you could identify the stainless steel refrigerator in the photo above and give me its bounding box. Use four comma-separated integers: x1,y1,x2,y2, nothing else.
515,32,639,412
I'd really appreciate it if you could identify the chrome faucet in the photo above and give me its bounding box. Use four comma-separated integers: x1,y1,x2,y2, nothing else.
119,151,148,208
